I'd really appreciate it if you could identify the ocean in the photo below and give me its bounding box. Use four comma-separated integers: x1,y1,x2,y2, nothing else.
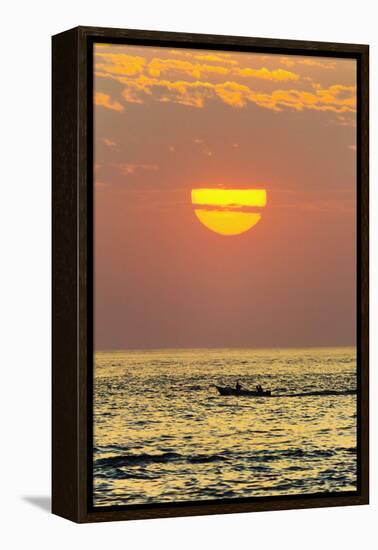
93,347,357,507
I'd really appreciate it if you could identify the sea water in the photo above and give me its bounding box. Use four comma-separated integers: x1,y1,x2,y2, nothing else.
93,347,357,506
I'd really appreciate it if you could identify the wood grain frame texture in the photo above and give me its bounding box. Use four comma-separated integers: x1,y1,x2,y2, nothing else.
52,26,369,523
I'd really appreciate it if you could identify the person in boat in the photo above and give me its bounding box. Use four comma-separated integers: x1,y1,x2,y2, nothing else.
256,384,264,394
236,380,242,392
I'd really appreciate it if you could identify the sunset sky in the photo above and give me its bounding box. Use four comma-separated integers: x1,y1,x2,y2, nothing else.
94,43,356,350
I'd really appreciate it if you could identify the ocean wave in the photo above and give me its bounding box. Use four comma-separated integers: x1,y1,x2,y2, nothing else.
94,446,341,472
282,389,356,397
213,388,356,398
95,452,229,469
96,468,159,480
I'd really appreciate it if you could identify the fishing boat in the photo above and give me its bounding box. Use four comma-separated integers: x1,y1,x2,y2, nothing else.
215,385,271,397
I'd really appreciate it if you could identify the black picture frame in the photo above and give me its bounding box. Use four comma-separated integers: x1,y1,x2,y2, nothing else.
52,26,369,523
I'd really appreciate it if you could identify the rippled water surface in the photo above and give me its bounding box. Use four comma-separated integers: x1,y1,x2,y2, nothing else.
93,347,357,506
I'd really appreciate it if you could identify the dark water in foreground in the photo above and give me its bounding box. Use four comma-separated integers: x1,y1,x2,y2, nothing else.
93,347,357,506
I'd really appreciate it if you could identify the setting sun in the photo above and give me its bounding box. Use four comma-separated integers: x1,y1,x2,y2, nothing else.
191,188,267,236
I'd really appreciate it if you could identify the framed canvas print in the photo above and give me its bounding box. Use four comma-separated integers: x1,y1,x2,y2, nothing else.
52,26,369,523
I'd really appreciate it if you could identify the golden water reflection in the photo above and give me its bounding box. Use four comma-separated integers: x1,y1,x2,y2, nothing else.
94,348,357,506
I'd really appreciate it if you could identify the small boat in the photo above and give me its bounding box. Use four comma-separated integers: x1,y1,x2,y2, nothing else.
215,385,271,397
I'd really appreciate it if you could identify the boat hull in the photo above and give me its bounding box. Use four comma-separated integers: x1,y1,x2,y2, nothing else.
215,385,271,397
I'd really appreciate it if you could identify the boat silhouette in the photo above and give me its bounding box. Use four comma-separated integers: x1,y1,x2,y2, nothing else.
215,385,271,397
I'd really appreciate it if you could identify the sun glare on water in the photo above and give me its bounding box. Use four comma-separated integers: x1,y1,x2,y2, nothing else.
191,188,267,236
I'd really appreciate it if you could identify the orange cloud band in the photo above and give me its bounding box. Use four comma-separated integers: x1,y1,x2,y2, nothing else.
95,51,300,82
94,92,124,112
95,70,356,113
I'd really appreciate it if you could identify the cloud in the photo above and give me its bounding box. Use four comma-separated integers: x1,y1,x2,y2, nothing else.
121,76,214,108
115,74,356,113
97,54,300,83
115,77,250,109
250,84,356,113
147,58,229,78
329,112,356,128
274,197,355,214
103,138,117,148
94,50,355,115
214,81,251,107
95,52,146,76
310,84,356,110
234,67,299,81
169,50,238,65
118,163,159,176
280,57,337,70
192,53,238,65
94,43,113,50
94,92,124,112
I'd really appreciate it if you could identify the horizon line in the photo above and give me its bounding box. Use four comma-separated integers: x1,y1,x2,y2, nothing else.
94,344,356,353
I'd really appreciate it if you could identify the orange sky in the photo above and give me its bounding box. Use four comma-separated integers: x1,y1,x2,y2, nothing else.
94,44,356,350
